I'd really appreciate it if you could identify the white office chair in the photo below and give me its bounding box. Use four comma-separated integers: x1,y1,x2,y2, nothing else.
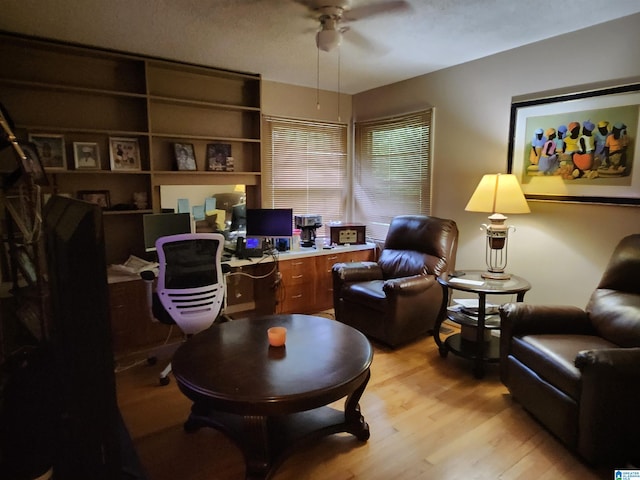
141,233,226,385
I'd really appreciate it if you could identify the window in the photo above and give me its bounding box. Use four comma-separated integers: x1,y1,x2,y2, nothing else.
263,116,347,236
354,109,433,241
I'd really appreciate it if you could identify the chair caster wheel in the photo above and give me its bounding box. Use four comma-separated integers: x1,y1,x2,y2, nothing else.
159,376,170,386
147,356,157,366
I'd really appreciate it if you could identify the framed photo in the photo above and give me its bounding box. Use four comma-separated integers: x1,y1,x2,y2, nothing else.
73,142,100,170
508,82,640,205
109,137,141,171
78,190,110,209
19,142,49,186
173,143,197,171
28,133,66,171
206,143,233,171
15,246,38,286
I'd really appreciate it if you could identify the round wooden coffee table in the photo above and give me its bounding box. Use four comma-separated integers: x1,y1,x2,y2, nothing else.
171,314,373,480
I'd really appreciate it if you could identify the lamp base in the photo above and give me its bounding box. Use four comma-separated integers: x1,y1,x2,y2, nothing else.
481,271,511,280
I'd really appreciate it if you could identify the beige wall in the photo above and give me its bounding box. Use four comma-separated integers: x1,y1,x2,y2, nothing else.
262,81,352,123
354,13,640,307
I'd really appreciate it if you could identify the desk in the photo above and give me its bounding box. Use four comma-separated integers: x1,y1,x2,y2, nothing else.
106,244,375,355
172,314,372,480
434,271,531,378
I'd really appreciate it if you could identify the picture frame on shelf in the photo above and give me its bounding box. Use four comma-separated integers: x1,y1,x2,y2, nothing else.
73,142,101,170
78,190,111,209
174,143,197,171
28,133,66,171
508,82,640,205
15,245,38,286
109,137,141,171
206,143,233,171
18,142,49,186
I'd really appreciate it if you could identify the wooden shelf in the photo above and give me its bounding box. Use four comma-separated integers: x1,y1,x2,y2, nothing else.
0,31,262,264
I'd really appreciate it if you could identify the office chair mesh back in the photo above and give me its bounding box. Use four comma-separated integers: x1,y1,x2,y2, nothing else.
156,233,225,335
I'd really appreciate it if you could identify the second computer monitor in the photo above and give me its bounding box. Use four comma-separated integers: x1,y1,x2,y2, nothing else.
245,208,293,238
143,212,192,252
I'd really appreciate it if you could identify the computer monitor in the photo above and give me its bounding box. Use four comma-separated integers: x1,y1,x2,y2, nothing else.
230,203,246,232
245,208,293,238
143,212,192,252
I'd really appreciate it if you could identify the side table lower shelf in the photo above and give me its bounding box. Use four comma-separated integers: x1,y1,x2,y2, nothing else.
440,333,501,377
434,270,531,379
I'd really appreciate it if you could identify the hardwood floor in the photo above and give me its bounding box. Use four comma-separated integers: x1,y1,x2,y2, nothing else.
116,316,611,480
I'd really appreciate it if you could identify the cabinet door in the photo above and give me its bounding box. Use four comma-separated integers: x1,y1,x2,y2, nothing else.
278,257,315,314
108,279,178,354
314,249,376,311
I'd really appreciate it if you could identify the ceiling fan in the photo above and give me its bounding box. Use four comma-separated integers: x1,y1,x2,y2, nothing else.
304,0,411,52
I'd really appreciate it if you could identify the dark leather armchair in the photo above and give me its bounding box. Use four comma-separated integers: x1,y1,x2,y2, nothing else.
500,234,640,466
332,215,458,348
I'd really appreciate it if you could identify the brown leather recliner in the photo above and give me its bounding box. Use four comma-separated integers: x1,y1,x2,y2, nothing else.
500,234,640,466
332,215,458,348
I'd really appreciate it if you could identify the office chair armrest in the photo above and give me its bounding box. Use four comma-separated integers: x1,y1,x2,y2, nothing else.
383,274,438,295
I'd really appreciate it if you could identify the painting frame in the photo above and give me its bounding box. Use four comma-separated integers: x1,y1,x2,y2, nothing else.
206,143,233,172
73,141,101,170
109,137,141,171
78,189,111,209
28,133,66,171
173,142,197,171
507,82,640,206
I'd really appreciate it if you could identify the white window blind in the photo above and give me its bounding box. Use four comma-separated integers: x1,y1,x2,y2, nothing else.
354,109,433,241
263,116,347,237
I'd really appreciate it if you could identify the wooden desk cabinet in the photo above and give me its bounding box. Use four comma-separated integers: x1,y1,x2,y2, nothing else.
277,256,316,314
277,247,375,314
108,279,179,354
108,245,375,355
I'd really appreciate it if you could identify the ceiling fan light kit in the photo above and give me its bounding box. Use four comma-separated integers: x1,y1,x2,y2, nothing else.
316,17,343,51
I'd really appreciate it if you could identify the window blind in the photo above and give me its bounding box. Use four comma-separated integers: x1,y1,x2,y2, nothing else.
263,116,347,237
354,109,433,241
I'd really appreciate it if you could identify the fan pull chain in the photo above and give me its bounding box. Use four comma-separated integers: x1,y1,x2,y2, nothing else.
337,47,341,122
316,47,320,110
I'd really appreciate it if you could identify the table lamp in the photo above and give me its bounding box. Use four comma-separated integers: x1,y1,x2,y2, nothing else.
465,173,530,280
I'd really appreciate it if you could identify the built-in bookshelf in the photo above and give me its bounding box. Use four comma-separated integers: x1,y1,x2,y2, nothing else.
0,31,262,264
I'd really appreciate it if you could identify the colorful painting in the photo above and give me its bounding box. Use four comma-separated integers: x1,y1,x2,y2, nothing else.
508,83,640,205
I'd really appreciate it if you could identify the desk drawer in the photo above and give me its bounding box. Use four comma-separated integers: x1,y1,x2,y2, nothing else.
279,258,313,286
278,282,316,314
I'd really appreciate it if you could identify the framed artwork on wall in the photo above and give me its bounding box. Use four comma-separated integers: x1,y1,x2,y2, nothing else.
73,142,101,170
109,137,141,171
28,133,66,171
508,82,640,205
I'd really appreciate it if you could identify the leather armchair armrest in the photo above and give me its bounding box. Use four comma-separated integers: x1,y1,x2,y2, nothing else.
332,261,383,283
575,347,640,464
383,274,438,295
499,303,595,335
575,347,640,375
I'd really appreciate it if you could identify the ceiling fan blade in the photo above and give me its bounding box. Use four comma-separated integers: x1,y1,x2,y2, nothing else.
344,27,390,54
344,0,411,21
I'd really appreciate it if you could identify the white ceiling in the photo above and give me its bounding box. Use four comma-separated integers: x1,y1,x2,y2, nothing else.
2,0,640,94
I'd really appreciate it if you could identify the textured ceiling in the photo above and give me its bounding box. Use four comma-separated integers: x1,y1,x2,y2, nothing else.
2,0,640,94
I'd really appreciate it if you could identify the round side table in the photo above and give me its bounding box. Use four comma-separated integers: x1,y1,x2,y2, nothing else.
434,270,531,378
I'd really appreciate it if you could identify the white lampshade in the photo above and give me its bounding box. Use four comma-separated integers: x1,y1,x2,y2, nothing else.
465,173,530,215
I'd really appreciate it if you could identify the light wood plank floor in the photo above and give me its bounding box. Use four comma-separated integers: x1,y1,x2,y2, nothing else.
116,316,612,480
